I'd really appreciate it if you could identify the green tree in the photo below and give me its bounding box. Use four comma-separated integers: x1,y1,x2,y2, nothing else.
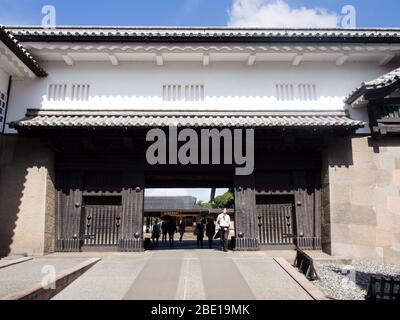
213,189,234,209
197,200,212,209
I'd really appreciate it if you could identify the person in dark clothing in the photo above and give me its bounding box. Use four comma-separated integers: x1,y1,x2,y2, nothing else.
178,220,185,243
151,221,160,247
196,220,205,249
161,221,168,243
206,220,216,249
167,220,177,248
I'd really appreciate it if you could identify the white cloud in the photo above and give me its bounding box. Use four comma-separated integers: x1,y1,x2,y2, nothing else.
228,0,339,28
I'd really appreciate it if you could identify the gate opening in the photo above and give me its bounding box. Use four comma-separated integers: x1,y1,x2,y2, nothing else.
256,195,296,250
81,195,123,250
143,188,234,250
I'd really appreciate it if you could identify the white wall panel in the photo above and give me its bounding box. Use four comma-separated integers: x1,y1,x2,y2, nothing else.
5,60,393,133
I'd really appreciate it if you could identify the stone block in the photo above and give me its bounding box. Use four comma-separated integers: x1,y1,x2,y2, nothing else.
387,196,400,215
382,247,400,264
331,242,379,260
330,183,350,204
351,137,370,153
329,203,377,226
379,153,396,171
350,185,374,206
393,170,400,187
376,228,392,248
348,224,377,247
352,151,376,169
330,223,350,243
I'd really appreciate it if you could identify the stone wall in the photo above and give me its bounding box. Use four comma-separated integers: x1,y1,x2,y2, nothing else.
323,135,400,263
0,135,55,257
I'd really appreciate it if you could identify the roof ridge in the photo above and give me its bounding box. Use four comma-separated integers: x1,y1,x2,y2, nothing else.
346,66,400,104
5,25,400,31
0,25,47,77
6,26,400,45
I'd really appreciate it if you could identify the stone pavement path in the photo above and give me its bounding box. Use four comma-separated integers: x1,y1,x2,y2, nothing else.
0,257,87,298
53,250,312,300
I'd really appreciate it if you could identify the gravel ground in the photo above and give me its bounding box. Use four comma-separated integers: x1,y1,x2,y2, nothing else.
313,260,400,300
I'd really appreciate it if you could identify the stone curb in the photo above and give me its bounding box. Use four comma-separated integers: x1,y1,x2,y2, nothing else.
0,257,101,300
0,257,33,269
273,257,331,301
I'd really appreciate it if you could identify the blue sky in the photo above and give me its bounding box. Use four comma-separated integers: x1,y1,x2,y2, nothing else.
1,0,398,201
0,0,399,28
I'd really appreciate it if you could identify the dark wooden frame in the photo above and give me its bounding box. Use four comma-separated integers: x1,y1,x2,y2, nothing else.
45,127,342,252
368,98,400,136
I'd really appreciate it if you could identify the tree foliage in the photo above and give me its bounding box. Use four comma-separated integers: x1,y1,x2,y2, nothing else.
213,188,234,209
197,200,212,209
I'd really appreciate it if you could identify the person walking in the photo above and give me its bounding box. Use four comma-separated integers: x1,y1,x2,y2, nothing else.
216,208,230,252
167,219,177,248
151,220,160,247
206,219,215,249
196,220,205,249
178,220,185,243
161,220,168,243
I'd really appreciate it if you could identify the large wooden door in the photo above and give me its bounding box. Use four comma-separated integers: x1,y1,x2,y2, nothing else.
256,195,296,247
81,196,122,247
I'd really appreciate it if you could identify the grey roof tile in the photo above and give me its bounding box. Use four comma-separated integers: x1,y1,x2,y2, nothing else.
346,67,400,104
6,26,400,43
144,196,203,211
0,25,47,77
9,109,365,129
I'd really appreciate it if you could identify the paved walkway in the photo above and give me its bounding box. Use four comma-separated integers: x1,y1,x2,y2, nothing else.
53,250,312,300
0,257,87,298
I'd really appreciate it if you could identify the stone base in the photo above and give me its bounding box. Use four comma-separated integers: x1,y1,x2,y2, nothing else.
324,136,400,263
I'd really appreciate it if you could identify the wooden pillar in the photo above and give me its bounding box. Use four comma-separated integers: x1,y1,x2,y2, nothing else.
293,170,321,249
55,171,83,252
234,174,259,251
119,158,144,252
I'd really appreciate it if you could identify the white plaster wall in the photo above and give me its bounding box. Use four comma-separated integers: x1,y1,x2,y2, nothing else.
5,60,392,133
0,67,9,94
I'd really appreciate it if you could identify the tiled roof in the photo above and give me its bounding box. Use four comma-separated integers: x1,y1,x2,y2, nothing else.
7,26,400,43
346,67,400,104
145,196,203,211
9,109,365,129
0,25,47,77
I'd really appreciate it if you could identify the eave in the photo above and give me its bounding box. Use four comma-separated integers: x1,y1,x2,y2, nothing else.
0,26,47,77
7,26,400,44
